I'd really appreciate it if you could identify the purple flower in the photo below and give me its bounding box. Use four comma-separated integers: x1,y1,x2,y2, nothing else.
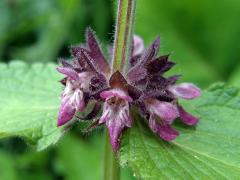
56,28,201,151
56,28,109,126
100,88,133,151
98,71,140,151
168,83,201,100
145,99,179,141
56,71,92,126
127,36,201,140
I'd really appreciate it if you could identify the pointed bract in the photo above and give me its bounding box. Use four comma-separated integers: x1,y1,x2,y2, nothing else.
127,37,160,84
146,55,175,74
109,71,128,88
86,28,110,74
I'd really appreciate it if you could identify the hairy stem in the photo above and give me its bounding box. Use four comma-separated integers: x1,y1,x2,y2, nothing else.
103,130,120,180
111,0,136,72
103,0,137,179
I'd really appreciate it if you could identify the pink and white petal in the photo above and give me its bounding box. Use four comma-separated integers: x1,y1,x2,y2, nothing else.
74,90,85,112
100,90,115,99
149,100,179,123
56,67,79,80
100,89,133,102
57,100,76,126
120,108,133,127
107,119,124,151
78,72,92,82
99,103,111,123
133,35,144,56
169,83,201,99
157,124,179,141
148,114,158,133
99,111,109,124
178,105,199,125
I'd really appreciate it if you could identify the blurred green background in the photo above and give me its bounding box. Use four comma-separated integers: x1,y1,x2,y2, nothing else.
0,0,240,179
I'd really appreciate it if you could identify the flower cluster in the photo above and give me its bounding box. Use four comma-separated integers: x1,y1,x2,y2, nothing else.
56,28,201,151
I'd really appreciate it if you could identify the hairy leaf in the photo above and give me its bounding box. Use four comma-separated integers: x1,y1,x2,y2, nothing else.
0,61,63,151
120,84,240,179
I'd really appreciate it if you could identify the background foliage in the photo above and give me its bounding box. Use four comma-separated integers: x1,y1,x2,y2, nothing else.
0,0,240,179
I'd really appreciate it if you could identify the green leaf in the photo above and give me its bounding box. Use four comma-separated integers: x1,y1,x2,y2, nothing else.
120,84,240,179
0,61,63,151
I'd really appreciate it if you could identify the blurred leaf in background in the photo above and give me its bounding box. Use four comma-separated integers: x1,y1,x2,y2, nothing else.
0,1,10,59
135,0,240,87
11,0,85,62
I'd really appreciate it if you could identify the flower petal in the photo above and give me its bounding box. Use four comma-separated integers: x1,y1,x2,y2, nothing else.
133,35,144,56
148,114,158,133
147,99,179,123
107,122,124,151
73,89,85,111
178,105,199,125
119,104,133,127
100,89,133,102
56,67,79,80
157,124,179,141
57,100,76,126
99,95,132,151
169,83,201,99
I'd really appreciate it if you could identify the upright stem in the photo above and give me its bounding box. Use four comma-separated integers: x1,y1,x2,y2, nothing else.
103,0,136,179
111,0,136,72
103,130,120,180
